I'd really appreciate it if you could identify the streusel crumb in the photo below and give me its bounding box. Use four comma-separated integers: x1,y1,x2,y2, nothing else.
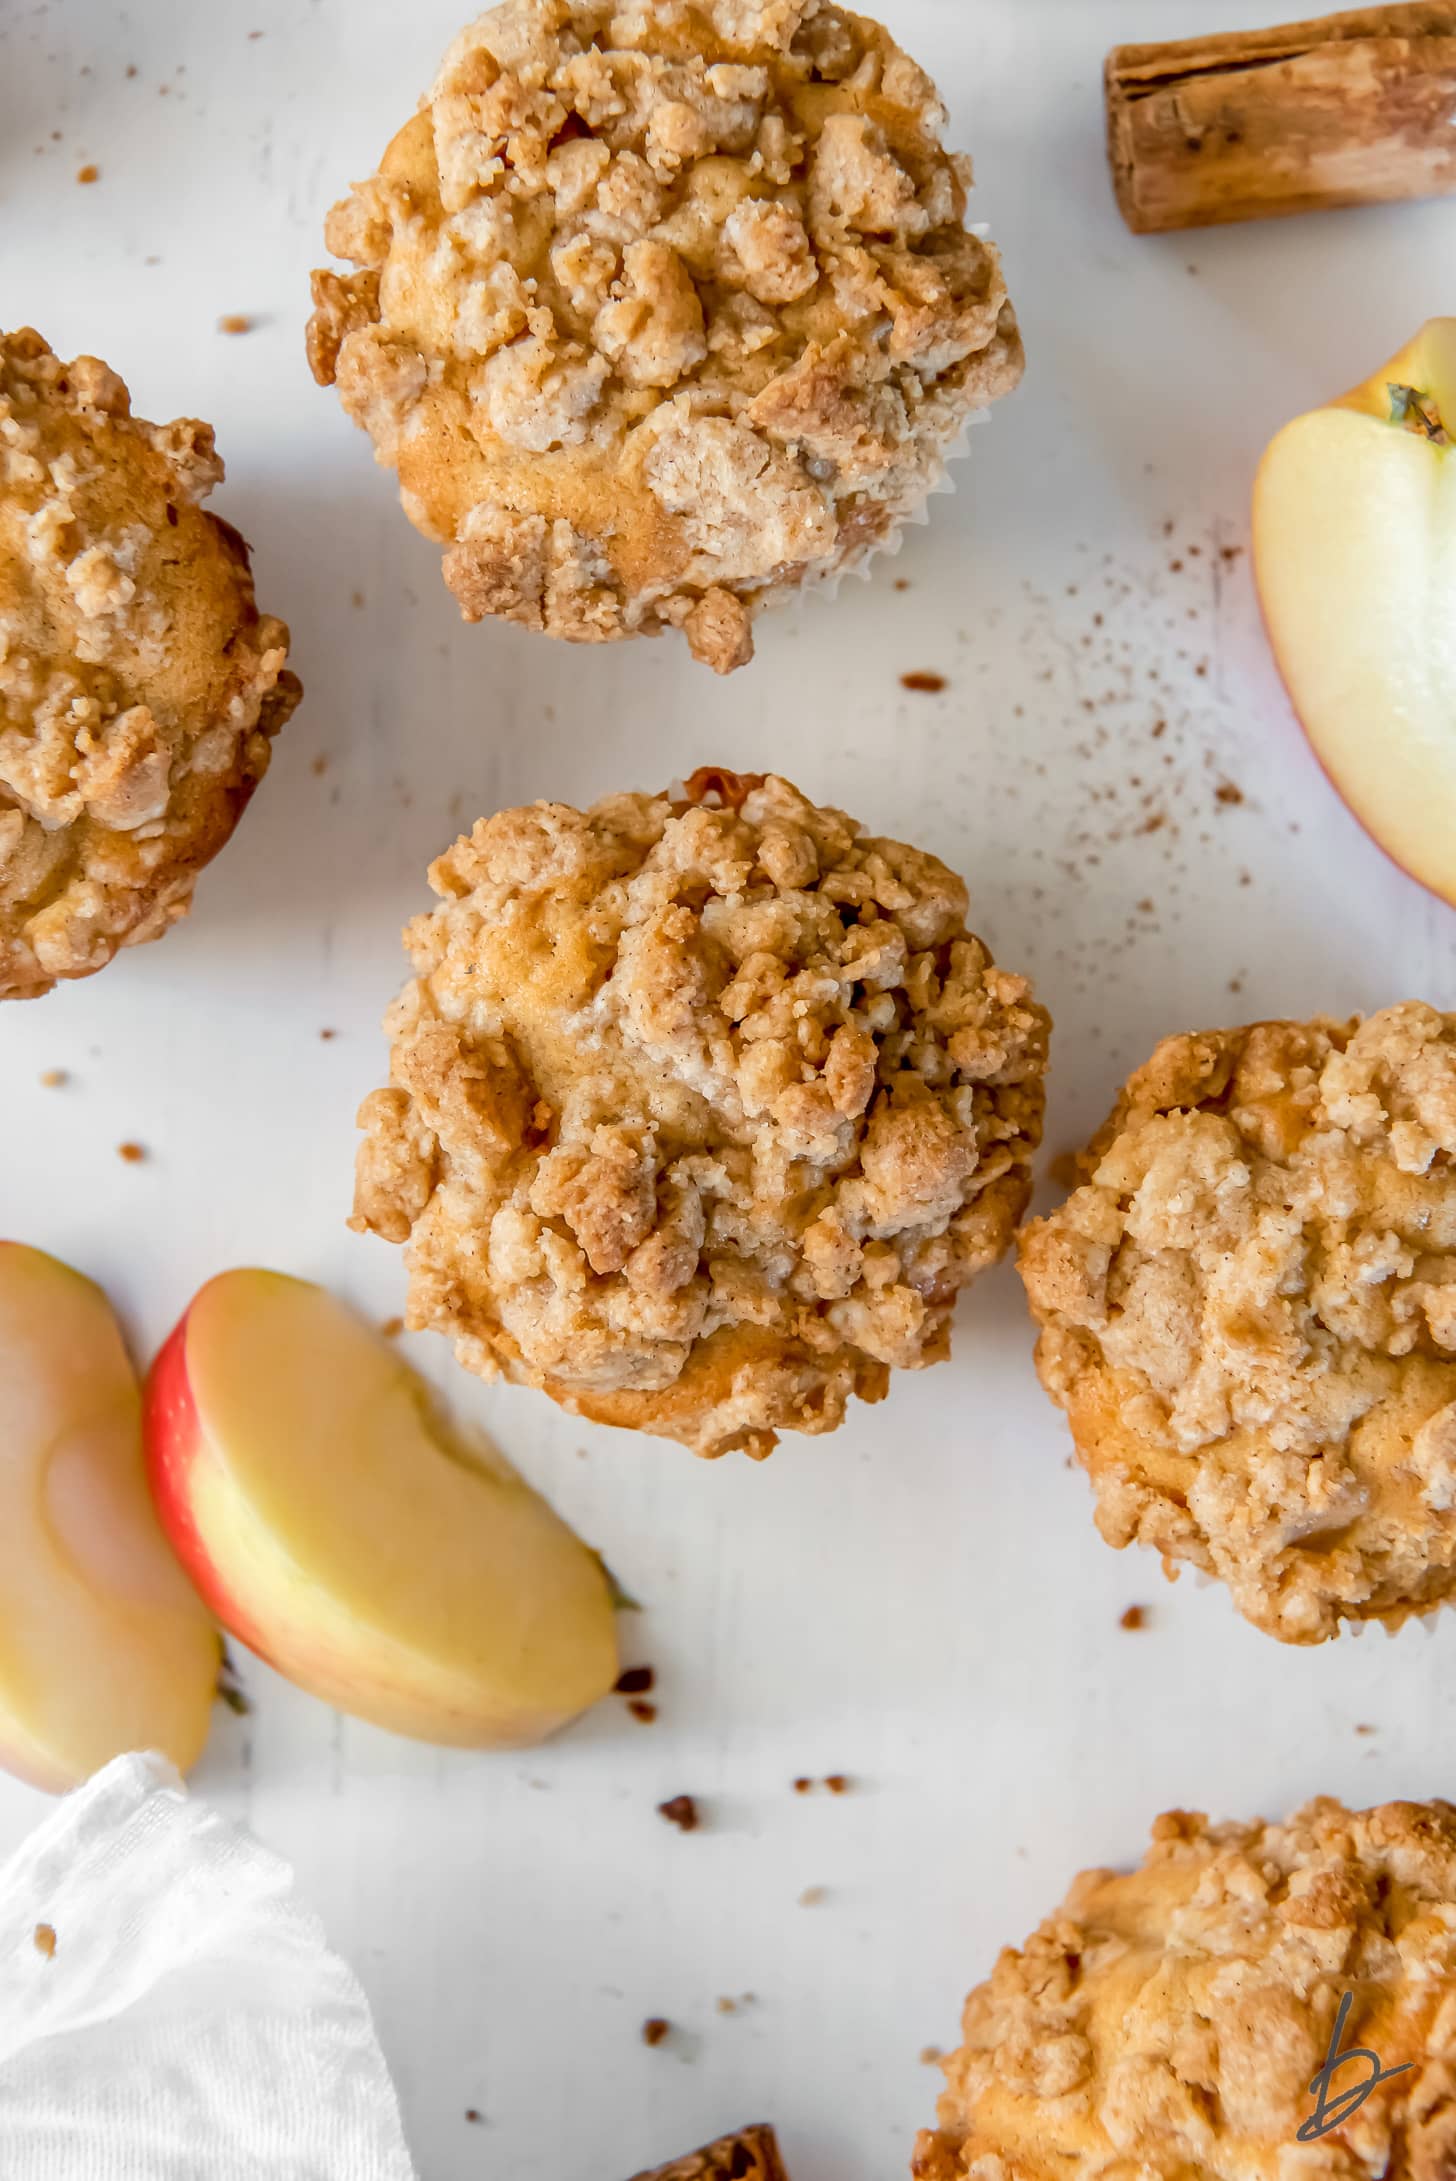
308,0,1022,672
1019,1004,1456,1643
351,769,1048,1458
0,328,300,999
916,1798,1456,2181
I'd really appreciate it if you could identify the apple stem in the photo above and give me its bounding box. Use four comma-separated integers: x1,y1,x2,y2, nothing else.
1389,383,1450,445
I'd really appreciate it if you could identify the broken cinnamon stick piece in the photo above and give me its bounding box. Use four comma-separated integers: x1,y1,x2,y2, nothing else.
630,2123,790,2181
1107,4,1456,232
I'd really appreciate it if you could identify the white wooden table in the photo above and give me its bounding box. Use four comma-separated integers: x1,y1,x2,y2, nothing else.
2,3,1453,2175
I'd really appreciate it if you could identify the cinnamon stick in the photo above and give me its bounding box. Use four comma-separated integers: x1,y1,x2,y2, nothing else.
1106,4,1456,232
630,2123,790,2181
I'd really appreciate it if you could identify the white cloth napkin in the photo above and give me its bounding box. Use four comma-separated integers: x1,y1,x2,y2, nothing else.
0,1753,417,2180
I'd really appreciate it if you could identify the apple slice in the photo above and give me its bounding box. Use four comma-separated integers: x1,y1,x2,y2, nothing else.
144,1271,620,1748
0,1243,219,1792
1253,318,1456,906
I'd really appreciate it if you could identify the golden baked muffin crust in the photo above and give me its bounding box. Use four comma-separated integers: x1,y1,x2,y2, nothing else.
308,0,1023,672
0,329,300,999
1019,1004,1456,1644
352,768,1049,1458
916,1797,1456,2181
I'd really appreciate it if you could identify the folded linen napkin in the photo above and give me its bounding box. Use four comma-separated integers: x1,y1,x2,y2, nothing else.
0,1752,417,2180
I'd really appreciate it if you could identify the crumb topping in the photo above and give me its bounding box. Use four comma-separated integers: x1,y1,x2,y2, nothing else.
916,1797,1456,2181
352,770,1048,1457
308,0,1022,670
0,329,299,999
1019,1005,1456,1643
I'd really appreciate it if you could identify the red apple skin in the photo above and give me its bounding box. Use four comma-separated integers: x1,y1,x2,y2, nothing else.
144,1299,266,1662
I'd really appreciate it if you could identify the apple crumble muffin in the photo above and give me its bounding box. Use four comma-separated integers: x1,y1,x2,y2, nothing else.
1019,1004,1456,1643
307,0,1023,673
352,769,1049,1458
0,329,300,1000
916,1797,1456,2181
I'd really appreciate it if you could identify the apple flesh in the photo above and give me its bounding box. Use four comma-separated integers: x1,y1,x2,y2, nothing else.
144,1272,619,1748
0,1243,219,1792
1254,318,1456,906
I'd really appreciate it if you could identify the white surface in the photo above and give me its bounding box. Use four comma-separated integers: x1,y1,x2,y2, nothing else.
0,1754,415,2179
2,2,1455,2176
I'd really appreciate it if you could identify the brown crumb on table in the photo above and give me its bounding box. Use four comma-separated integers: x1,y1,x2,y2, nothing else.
825,1774,852,1795
218,315,252,336
894,578,912,592
465,2108,483,2124
792,1777,813,1794
615,1666,655,1695
379,1316,404,1339
920,2045,944,2066
39,1069,67,1089
901,671,947,694
319,1028,338,1041
117,1142,147,1164
1215,781,1244,806
1047,1150,1080,1193
629,1699,658,1724
658,1794,699,1833
642,2018,671,2048
76,164,100,184
350,590,365,608
1119,1605,1148,1632
798,1885,828,1907
126,64,138,77
1355,1724,1377,1737
311,754,329,777
33,1924,56,1960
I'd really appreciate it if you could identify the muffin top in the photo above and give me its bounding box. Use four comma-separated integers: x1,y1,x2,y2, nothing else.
0,329,299,999
352,769,1048,1457
308,0,1022,670
1019,1004,1456,1643
916,1797,1456,2181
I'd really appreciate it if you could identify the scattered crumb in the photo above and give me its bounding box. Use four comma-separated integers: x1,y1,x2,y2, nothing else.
465,2109,483,2125
39,1069,67,1089
126,64,138,78
1119,1605,1148,1632
716,1992,757,2014
1047,1150,1079,1192
248,27,265,37
642,2018,670,2048
218,314,252,335
1355,1724,1377,1737
1215,781,1244,806
76,164,100,184
379,1317,404,1340
615,1666,655,1695
350,590,366,609
628,1699,658,1724
311,753,329,776
319,1028,338,1041
117,1142,147,1164
1220,544,1244,565
901,671,947,694
792,1777,813,1794
798,1886,828,1907
658,1794,699,1833
825,1774,852,1794
33,1924,56,1961
920,2045,944,2066
893,578,911,592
